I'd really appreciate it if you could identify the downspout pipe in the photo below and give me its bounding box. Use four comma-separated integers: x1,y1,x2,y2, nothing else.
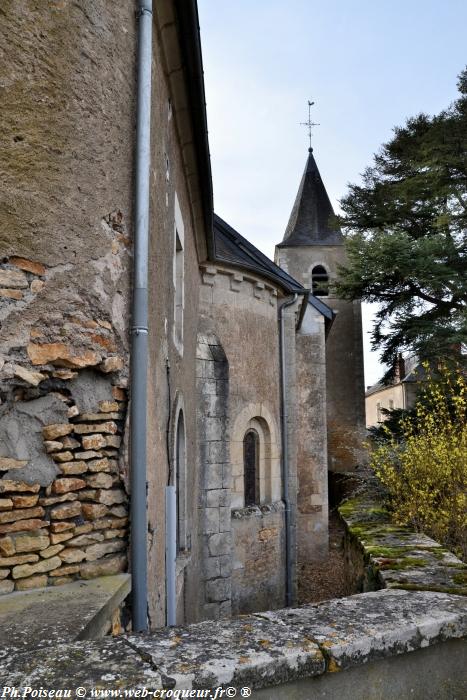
130,0,153,634
278,293,298,607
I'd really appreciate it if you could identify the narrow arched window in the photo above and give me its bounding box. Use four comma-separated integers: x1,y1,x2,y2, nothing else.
175,410,186,551
243,429,260,506
311,265,329,296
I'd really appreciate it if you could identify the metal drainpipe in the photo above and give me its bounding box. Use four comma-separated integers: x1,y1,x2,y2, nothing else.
130,0,153,634
278,293,298,607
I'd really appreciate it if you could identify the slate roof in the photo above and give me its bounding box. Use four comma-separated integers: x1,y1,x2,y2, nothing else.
278,148,343,247
213,213,304,293
212,214,335,324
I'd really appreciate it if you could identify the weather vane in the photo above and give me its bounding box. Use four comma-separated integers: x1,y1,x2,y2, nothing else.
300,100,319,151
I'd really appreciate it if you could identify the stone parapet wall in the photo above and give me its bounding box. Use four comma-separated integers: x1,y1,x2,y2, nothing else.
3,589,465,696
339,494,467,596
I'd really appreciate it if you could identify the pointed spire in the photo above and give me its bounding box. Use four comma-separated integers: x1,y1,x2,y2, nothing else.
279,149,343,247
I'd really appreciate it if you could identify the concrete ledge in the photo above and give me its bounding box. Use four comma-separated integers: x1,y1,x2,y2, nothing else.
2,589,465,692
339,495,467,595
0,573,130,654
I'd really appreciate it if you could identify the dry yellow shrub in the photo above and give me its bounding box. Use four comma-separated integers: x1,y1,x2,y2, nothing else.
371,364,466,559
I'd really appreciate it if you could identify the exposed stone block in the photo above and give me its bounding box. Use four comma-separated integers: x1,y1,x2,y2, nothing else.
109,505,127,518
42,424,73,441
50,521,75,533
0,580,14,595
0,457,29,470
50,501,82,520
49,564,79,577
99,401,119,413
0,536,15,557
77,489,98,501
86,473,113,489
49,576,73,585
105,435,121,448
50,532,74,545
0,553,39,566
0,519,48,534
11,495,39,508
82,434,107,450
0,569,10,579
74,451,103,461
0,499,13,510
13,530,50,553
12,555,62,579
12,365,46,386
84,539,125,561
79,553,127,579
82,503,108,520
52,370,78,380
78,412,122,421
40,544,64,559
73,422,118,435
9,256,46,276
99,356,124,373
15,574,48,591
44,441,64,453
39,493,79,506
59,548,86,564
103,528,126,539
0,288,22,300
52,478,86,494
0,269,28,288
30,279,45,293
59,461,87,475
92,516,127,531
0,481,40,494
52,451,74,463
87,458,116,473
96,489,126,506
66,532,104,547
111,387,126,401
61,437,80,449
0,506,45,524
28,343,101,369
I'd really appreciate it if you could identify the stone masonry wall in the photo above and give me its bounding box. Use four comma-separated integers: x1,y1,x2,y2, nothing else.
231,502,285,615
0,363,128,594
196,332,232,621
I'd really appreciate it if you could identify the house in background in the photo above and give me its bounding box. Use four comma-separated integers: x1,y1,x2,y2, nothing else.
365,354,422,427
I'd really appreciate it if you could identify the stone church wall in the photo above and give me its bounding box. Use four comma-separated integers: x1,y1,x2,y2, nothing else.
0,1,135,594
0,0,208,623
277,245,366,472
295,305,329,562
199,264,287,613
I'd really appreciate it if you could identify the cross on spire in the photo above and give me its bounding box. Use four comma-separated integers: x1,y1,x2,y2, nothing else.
300,100,319,151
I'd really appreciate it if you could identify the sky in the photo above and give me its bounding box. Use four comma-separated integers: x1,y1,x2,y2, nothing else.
197,0,467,386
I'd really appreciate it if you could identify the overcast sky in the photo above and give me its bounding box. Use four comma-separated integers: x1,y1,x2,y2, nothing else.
197,0,467,385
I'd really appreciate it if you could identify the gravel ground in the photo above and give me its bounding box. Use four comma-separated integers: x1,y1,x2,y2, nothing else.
297,509,347,604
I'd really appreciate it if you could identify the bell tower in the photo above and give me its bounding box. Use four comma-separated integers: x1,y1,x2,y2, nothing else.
275,147,366,472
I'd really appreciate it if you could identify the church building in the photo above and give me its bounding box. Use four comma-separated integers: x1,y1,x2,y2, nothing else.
0,0,364,630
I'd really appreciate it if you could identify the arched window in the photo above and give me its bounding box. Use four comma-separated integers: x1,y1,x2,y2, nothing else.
243,429,260,506
175,410,186,551
311,265,329,296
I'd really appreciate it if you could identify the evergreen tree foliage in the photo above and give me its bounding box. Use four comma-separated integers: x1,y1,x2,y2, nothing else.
336,69,467,373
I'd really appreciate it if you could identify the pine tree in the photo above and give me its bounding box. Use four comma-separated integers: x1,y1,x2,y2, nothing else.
336,69,467,374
